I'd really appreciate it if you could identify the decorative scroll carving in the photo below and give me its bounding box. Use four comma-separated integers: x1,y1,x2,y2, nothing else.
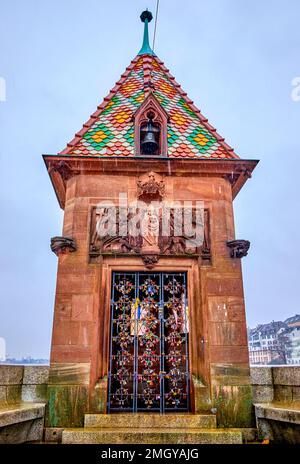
48,161,78,181
223,173,239,186
51,236,77,256
227,240,250,258
238,168,252,179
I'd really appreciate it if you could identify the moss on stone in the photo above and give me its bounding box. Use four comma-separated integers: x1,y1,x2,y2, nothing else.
192,374,212,412
46,385,88,428
212,385,255,428
89,377,108,413
6,385,22,404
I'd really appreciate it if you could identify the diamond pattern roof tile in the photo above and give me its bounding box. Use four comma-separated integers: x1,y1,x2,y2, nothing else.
60,54,238,159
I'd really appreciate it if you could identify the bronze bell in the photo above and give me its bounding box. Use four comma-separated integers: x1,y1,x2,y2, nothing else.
141,117,159,155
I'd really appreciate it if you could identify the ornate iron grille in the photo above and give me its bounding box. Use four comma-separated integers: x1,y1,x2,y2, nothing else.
108,272,189,413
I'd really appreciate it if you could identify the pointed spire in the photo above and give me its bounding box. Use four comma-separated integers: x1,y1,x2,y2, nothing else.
138,10,155,56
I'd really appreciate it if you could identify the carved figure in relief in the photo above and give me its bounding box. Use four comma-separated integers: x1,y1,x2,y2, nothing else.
141,204,160,252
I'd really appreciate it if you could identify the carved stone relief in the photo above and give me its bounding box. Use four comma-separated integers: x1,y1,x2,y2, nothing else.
89,172,211,267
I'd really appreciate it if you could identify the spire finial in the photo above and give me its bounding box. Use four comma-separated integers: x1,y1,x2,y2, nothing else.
138,10,154,55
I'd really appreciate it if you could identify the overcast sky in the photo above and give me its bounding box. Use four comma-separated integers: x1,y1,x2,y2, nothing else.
0,0,299,358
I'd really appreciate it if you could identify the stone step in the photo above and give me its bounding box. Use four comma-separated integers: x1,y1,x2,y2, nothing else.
0,402,45,428
0,402,46,444
84,413,216,429
62,427,243,445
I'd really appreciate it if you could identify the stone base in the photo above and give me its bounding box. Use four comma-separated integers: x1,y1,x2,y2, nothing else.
62,413,244,444
84,413,216,429
62,427,243,444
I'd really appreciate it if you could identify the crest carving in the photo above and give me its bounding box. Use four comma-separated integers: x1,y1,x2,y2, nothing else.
137,172,165,201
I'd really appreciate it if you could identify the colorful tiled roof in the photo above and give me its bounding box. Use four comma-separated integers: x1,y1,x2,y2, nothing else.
61,27,238,159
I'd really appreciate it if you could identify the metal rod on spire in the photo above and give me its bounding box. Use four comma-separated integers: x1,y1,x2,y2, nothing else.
138,10,154,55
152,0,160,52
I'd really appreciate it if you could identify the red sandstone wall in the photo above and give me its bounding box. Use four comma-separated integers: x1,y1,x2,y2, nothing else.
47,172,253,428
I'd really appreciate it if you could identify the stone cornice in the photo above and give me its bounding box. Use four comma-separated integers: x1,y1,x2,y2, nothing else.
43,155,259,209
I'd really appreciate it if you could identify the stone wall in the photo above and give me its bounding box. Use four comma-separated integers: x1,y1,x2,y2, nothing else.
0,364,300,443
0,365,49,444
251,366,300,444
251,366,300,403
0,365,49,405
46,363,90,428
47,169,252,429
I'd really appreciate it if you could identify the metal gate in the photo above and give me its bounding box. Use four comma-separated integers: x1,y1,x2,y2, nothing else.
107,272,190,413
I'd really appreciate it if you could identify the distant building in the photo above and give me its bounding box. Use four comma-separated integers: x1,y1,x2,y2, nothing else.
285,314,300,328
0,357,49,365
249,315,300,365
286,327,300,364
248,321,287,365
0,338,6,362
249,348,275,365
284,315,300,365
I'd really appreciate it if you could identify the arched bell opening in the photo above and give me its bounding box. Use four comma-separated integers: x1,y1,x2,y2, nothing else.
134,94,169,157
140,111,161,156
